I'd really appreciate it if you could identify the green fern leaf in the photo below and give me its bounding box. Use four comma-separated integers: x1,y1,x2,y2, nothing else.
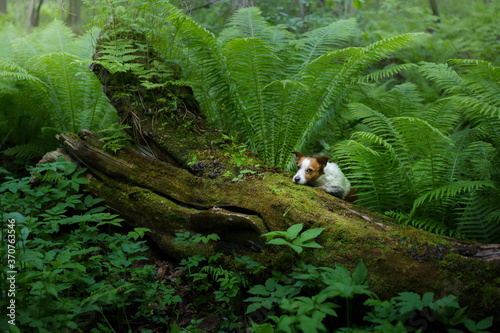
456,189,500,243
292,18,357,70
410,180,496,216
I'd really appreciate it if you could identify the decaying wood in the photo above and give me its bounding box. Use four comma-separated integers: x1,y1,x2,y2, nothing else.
45,29,500,323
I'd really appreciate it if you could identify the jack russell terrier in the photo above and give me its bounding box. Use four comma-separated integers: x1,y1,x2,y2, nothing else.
292,151,351,200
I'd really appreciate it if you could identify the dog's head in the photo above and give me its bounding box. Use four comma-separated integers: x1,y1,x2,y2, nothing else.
291,151,330,185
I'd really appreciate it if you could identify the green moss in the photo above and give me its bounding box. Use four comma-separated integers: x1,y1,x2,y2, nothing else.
439,253,500,324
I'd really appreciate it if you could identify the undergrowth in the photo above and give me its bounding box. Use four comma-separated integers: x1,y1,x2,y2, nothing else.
0,160,494,332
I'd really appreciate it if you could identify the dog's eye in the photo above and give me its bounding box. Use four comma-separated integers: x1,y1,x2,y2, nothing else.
307,168,313,173
297,165,301,170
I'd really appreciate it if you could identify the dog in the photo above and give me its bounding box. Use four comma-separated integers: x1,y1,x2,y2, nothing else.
291,151,351,200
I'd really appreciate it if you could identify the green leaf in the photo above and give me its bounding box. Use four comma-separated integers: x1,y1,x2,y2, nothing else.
262,230,286,241
267,238,292,246
298,241,323,249
353,0,362,9
464,318,477,332
296,227,324,242
286,223,303,240
248,284,270,296
352,260,368,285
422,292,434,307
476,316,493,330
246,302,262,314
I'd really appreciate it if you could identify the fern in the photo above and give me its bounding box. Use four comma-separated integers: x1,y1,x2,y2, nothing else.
410,180,495,216
420,60,500,119
0,21,117,161
291,18,357,71
3,142,55,161
142,4,422,168
83,1,499,241
335,60,500,242
219,7,291,46
456,189,500,243
386,211,456,236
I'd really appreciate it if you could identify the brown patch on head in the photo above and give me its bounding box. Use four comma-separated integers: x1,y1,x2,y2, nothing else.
291,151,305,165
316,156,330,169
303,157,328,182
292,152,331,184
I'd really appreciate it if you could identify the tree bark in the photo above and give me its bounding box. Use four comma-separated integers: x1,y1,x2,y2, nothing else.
429,0,440,22
48,27,500,324
0,0,6,14
231,0,255,13
64,0,81,34
31,0,43,27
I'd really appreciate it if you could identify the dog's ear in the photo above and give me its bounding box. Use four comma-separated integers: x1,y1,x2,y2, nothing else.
291,151,304,164
316,156,330,169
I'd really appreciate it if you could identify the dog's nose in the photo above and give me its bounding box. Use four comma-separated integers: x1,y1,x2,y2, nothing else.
294,176,300,183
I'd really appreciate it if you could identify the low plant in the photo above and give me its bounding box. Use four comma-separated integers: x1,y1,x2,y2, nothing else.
174,231,248,330
261,223,325,255
98,123,133,153
232,169,257,182
246,254,494,333
0,159,178,332
0,21,117,163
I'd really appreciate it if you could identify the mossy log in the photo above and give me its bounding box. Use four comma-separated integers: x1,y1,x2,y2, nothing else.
51,29,500,324
53,126,500,323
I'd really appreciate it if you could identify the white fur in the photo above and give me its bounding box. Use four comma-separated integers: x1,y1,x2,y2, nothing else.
312,162,350,199
293,160,351,199
293,158,311,185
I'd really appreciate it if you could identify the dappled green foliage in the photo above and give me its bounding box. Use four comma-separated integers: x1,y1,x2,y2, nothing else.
0,21,117,162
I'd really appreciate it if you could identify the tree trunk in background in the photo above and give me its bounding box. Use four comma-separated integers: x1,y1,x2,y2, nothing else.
47,25,500,326
25,0,35,33
33,0,44,26
26,0,43,32
64,0,81,34
231,0,254,13
429,0,440,22
0,0,6,14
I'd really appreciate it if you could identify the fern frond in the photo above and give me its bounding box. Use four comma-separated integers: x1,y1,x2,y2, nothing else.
0,25,21,59
456,189,500,243
419,61,463,94
0,21,117,161
359,63,418,83
295,33,424,153
356,33,427,71
0,59,47,87
380,83,423,117
96,39,141,74
386,211,455,236
263,79,309,168
219,7,290,46
224,37,283,161
3,142,54,160
292,18,357,70
334,140,411,212
410,180,496,216
348,103,416,183
420,60,500,119
34,20,79,54
420,98,460,134
160,2,232,124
